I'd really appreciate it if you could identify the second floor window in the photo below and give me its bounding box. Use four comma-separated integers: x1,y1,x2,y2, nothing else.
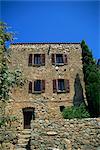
52,54,68,65
56,54,64,64
28,54,45,66
34,54,41,65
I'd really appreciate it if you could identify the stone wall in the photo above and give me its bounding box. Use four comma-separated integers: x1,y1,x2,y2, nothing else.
6,43,85,129
31,118,100,150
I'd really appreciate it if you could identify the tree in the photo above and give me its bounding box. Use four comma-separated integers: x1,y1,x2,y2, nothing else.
81,40,100,117
0,22,25,149
73,73,85,107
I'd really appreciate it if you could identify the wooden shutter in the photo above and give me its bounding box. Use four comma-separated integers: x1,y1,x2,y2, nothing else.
32,80,34,93
29,81,32,93
53,80,57,93
63,54,68,65
51,54,55,64
42,80,45,93
28,54,32,66
41,54,45,65
66,80,70,93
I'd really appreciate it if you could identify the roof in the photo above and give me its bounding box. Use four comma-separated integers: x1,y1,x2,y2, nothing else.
11,42,80,45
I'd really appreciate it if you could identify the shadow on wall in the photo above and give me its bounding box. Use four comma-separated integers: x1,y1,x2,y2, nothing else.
73,73,86,106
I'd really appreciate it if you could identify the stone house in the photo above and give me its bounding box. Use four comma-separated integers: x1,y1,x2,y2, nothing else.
7,42,85,130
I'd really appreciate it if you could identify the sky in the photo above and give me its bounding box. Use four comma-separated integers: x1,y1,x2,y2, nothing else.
0,0,100,59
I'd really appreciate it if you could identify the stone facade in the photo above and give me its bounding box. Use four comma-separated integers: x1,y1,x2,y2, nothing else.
31,118,100,150
6,43,85,129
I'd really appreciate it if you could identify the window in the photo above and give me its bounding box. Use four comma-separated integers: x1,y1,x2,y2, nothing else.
28,80,45,93
51,54,67,65
28,54,45,66
56,54,64,64
58,79,65,91
34,80,41,92
53,79,70,93
34,54,41,65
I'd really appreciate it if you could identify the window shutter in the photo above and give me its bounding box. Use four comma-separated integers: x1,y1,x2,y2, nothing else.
42,80,45,93
32,54,34,65
66,80,70,93
63,54,68,65
28,54,32,66
51,54,55,64
29,81,32,93
41,54,45,65
53,80,57,93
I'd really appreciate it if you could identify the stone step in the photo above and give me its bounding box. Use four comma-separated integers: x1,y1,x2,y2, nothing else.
18,134,31,139
16,148,26,150
21,129,32,134
18,138,29,144
17,143,27,148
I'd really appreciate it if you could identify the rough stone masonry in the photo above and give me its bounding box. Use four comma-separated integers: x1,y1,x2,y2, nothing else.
31,118,100,150
2,43,100,150
6,43,85,129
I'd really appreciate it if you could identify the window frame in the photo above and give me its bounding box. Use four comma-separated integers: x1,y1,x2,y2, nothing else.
34,80,42,93
53,79,70,93
34,54,42,66
51,54,68,66
57,79,66,93
56,54,64,65
28,79,45,94
28,54,45,67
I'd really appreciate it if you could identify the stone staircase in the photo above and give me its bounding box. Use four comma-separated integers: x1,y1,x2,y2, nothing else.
16,129,31,150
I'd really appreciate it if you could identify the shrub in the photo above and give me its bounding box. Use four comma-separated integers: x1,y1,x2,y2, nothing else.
62,104,90,119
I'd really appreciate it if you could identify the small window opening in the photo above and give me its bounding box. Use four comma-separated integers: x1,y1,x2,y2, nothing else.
60,106,65,112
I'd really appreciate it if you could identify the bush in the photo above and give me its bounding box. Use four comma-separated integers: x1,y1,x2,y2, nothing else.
62,104,90,119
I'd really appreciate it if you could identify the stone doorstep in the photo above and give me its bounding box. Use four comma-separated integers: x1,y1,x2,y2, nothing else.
21,129,32,134
18,129,32,134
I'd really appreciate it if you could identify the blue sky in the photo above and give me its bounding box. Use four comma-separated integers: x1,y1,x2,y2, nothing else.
0,0,100,59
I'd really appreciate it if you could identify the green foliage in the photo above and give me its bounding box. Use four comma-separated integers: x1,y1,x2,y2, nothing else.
73,73,85,106
0,115,17,128
0,22,25,101
0,22,25,136
81,40,100,117
0,22,13,44
62,104,90,119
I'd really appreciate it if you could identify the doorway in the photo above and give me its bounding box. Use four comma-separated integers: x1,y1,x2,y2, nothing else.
23,107,35,129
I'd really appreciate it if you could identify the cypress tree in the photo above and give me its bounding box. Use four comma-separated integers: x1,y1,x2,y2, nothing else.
81,40,100,117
